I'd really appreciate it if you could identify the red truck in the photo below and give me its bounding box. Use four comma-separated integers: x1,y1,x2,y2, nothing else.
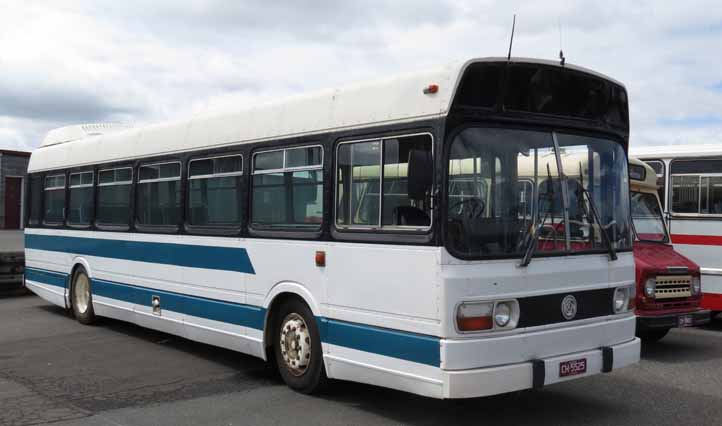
629,158,710,341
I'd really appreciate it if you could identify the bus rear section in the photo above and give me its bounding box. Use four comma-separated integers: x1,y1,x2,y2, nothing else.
630,147,722,316
628,159,709,342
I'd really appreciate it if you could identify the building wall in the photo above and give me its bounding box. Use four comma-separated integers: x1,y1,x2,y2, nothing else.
0,153,30,229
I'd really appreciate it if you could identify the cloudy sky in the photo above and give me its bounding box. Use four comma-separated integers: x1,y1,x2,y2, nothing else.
1,1,721,151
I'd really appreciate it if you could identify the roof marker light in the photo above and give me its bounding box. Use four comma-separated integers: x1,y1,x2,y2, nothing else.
423,84,439,95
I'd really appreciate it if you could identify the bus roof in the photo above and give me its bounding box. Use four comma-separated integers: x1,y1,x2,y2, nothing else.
630,144,722,159
29,57,624,173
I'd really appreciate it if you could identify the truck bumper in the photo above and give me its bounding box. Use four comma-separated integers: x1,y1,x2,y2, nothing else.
637,309,711,330
442,338,640,398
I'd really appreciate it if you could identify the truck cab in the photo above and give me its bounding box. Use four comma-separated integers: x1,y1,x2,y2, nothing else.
629,158,710,341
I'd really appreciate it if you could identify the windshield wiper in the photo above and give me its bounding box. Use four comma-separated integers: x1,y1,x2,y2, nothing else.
578,163,617,261
519,164,557,267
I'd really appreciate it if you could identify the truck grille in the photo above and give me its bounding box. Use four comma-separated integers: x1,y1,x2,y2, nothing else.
655,275,692,299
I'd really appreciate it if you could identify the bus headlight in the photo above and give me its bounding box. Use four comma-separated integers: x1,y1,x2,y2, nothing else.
456,300,519,332
494,302,512,327
613,286,633,313
644,278,656,298
691,276,701,295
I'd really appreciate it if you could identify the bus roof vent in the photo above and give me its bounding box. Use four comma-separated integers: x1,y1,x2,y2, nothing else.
41,123,133,147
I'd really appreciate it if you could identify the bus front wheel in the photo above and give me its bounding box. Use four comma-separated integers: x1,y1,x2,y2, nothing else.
273,298,327,394
71,267,96,325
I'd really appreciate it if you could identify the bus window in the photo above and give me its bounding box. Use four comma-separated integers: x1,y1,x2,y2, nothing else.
43,174,66,224
68,171,94,226
252,145,323,229
188,155,243,227
27,175,43,225
97,167,132,226
136,162,182,227
671,159,722,215
336,134,432,229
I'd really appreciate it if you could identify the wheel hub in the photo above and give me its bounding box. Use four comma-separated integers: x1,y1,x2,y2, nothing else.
279,314,311,376
74,274,90,314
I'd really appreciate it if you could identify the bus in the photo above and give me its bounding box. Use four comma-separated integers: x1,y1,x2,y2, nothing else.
24,57,640,399
628,158,709,341
631,145,722,317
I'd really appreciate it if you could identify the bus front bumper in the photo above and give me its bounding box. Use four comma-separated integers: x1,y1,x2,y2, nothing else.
442,337,640,399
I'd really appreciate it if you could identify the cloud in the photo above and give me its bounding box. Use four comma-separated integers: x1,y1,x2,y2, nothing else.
1,0,722,151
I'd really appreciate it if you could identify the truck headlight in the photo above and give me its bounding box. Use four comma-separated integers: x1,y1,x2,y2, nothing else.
644,278,656,298
691,276,701,295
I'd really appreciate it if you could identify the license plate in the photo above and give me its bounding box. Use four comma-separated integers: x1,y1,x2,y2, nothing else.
678,315,693,327
559,358,587,377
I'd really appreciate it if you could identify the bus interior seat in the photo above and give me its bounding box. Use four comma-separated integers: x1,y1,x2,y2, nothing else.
392,148,432,226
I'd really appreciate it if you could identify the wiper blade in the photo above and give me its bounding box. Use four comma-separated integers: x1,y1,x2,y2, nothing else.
519,164,556,267
578,162,617,261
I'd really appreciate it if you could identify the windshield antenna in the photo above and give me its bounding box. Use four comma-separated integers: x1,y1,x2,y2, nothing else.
558,20,565,66
507,14,516,61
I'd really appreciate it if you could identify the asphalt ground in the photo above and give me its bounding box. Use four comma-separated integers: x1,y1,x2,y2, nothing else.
2,288,722,426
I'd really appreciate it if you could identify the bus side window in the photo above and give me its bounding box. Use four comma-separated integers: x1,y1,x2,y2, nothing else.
251,145,323,230
43,174,66,225
188,154,243,228
97,167,133,228
670,159,722,215
336,134,432,230
68,171,94,226
27,175,43,226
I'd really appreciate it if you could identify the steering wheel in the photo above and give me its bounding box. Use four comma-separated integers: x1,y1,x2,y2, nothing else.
449,198,485,220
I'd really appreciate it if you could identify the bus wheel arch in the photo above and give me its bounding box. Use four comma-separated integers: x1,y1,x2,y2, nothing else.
263,290,327,393
263,286,320,359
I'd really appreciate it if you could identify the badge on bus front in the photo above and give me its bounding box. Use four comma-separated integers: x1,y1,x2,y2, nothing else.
561,295,578,320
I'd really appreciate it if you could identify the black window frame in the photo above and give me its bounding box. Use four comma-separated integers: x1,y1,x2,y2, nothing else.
27,174,44,227
134,160,184,233
185,152,245,235
249,143,325,238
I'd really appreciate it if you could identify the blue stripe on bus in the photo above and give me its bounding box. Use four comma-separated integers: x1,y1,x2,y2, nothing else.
25,234,255,275
25,267,67,288
91,278,266,330
25,267,440,366
318,318,440,367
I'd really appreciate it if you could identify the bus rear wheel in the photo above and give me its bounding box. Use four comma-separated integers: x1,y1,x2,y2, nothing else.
71,267,96,325
273,299,326,394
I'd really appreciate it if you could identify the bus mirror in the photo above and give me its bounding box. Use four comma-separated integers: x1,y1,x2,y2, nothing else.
408,149,433,200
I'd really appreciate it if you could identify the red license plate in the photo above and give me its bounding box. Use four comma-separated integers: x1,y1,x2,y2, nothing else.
559,358,587,377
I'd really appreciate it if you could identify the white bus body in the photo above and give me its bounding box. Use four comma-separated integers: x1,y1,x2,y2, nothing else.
631,144,722,313
25,57,640,399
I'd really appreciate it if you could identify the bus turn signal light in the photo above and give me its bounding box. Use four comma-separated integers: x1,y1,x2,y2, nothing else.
423,84,439,94
456,301,494,331
315,251,326,267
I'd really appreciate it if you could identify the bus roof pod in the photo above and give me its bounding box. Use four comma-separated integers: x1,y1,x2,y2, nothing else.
41,123,133,147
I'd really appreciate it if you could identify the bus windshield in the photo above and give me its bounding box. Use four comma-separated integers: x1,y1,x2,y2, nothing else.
445,127,632,259
631,191,669,243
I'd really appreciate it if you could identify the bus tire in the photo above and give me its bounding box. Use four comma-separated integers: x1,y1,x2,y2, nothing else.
71,266,96,325
637,328,669,343
273,298,327,394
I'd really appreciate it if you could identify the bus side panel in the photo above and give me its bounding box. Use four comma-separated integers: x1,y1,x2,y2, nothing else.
668,218,722,308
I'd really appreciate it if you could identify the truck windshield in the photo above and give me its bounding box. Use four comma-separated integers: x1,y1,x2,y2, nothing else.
631,191,669,243
445,127,632,259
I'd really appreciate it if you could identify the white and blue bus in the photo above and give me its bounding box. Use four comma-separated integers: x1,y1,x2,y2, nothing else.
24,57,640,399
